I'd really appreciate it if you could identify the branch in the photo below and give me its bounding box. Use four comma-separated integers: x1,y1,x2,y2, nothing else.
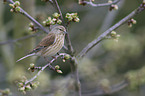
78,3,145,58
53,0,65,26
24,53,67,85
65,33,74,54
6,0,48,34
82,80,128,96
69,57,82,96
80,0,120,7
51,1,81,95
0,33,40,45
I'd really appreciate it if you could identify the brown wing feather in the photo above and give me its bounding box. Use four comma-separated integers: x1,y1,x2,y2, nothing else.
29,33,56,53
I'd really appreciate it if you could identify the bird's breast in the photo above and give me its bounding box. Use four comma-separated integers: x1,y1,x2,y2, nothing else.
42,34,65,57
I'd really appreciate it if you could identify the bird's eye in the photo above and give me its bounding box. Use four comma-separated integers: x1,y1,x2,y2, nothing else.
59,28,63,31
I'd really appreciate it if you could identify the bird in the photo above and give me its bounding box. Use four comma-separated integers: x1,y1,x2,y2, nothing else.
16,25,67,62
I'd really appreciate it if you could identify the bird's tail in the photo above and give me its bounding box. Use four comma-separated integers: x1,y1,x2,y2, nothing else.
16,53,35,62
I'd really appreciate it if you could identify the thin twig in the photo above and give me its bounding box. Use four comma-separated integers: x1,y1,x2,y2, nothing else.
0,33,40,45
6,0,48,34
83,0,120,7
78,3,145,58
24,53,67,85
52,1,81,95
73,58,82,96
63,45,68,51
53,0,65,26
65,33,74,54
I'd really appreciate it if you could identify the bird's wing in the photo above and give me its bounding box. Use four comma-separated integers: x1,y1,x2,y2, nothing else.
29,33,56,54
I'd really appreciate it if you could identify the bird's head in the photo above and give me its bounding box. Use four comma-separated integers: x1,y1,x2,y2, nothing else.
51,25,67,35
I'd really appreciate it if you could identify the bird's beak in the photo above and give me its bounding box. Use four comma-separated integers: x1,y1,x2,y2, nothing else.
63,31,67,34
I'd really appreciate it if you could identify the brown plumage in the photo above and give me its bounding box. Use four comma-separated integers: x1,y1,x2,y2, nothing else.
16,25,66,62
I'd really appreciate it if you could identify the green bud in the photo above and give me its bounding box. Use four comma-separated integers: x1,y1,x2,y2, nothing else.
52,18,57,22
14,1,20,7
113,5,118,10
46,17,52,25
50,21,56,25
55,65,60,70
35,81,40,85
110,4,118,10
73,13,78,16
67,16,73,21
128,24,132,28
111,31,116,36
29,22,34,27
66,13,79,22
63,59,66,62
72,13,78,19
10,9,14,12
52,12,60,18
56,19,62,24
74,17,80,22
66,13,71,18
31,83,38,89
43,21,46,25
28,27,33,32
32,81,40,88
47,17,52,21
132,20,137,24
57,70,63,74
19,87,25,92
25,85,31,91
78,0,86,5
64,54,70,60
18,83,24,87
72,15,77,19
30,63,35,68
15,7,21,12
20,79,26,83
131,19,137,24
9,4,14,8
46,20,51,25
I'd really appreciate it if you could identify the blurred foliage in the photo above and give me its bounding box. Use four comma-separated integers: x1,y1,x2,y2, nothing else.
0,0,145,96
0,88,11,96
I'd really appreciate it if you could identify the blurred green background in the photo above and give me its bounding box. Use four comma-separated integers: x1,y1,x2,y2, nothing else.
0,0,145,96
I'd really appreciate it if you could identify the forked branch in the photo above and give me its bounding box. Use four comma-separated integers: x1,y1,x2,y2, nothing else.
78,3,145,58
6,0,48,33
